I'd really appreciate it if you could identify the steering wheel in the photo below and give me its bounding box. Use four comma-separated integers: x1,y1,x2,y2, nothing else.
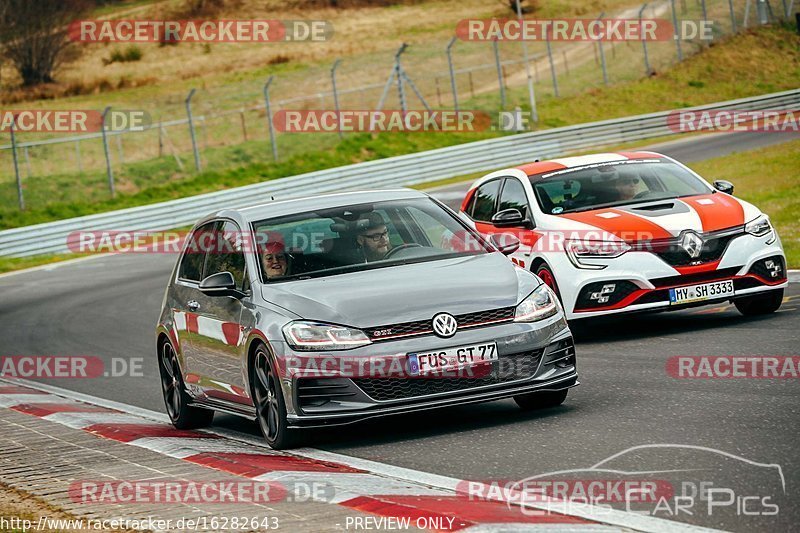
383,243,423,259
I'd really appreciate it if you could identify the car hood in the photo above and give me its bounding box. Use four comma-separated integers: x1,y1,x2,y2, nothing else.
552,193,761,242
261,253,536,328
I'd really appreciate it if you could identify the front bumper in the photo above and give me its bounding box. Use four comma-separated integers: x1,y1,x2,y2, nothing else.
552,231,787,320
272,313,577,427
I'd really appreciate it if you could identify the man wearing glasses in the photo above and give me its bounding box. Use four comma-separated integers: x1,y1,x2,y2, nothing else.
356,212,393,262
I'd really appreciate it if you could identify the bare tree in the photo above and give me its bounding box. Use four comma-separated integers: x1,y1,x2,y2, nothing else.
0,0,91,86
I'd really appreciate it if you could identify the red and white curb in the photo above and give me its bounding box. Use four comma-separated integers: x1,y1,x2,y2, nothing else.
0,378,722,533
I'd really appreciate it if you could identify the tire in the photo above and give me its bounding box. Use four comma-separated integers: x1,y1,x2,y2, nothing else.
734,289,784,316
514,389,569,411
252,345,299,450
535,263,562,300
158,340,214,429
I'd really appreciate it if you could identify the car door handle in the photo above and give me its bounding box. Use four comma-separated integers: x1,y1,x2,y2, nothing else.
187,300,200,311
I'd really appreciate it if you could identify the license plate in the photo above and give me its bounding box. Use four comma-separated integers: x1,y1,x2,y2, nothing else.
407,342,498,376
669,280,735,305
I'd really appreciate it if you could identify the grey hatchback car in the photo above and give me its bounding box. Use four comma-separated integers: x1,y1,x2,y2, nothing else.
156,189,578,448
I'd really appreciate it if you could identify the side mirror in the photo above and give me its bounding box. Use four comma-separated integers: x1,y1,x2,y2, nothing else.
199,271,241,298
713,180,734,195
489,233,521,256
491,208,530,228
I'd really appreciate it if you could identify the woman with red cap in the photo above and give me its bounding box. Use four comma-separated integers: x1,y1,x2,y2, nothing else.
261,237,289,279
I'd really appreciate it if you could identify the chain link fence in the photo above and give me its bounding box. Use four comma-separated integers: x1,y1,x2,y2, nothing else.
0,0,795,215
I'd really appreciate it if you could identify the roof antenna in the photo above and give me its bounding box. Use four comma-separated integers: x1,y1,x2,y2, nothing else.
534,158,540,162
270,196,275,201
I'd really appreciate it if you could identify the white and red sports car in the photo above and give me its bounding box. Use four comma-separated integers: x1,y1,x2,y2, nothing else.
459,151,787,320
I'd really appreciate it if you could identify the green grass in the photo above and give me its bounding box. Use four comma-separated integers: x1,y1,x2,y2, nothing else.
0,26,797,232
689,139,800,268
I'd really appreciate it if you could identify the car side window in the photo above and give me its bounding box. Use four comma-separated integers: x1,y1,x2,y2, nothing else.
178,222,218,282
471,179,501,222
499,178,530,219
202,221,247,290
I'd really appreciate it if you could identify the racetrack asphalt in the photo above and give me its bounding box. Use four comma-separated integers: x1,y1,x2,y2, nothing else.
1,131,798,531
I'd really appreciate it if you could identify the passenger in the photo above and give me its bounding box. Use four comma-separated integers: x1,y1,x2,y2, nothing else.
261,240,289,279
356,213,392,262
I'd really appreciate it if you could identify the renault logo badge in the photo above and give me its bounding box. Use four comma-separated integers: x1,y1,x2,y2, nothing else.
681,231,704,259
432,313,458,338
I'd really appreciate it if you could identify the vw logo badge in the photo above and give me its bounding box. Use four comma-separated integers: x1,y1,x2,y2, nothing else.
681,231,704,259
432,313,458,338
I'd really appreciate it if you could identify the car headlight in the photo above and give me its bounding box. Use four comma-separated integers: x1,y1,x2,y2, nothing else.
282,321,372,351
565,239,631,270
515,284,559,322
745,215,773,238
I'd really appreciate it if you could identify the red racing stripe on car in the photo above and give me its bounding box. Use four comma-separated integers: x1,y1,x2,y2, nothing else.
516,161,567,176
681,194,745,232
185,452,366,476
84,423,219,443
560,209,673,241
674,260,722,275
341,494,592,528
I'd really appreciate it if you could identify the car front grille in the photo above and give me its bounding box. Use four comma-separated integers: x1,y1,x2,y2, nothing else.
363,306,515,342
638,229,741,267
351,349,543,402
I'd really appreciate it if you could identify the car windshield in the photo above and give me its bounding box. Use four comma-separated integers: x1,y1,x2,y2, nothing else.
252,197,490,282
531,159,711,215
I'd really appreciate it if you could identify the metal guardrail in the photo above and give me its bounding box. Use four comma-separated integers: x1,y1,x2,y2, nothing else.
1,89,797,257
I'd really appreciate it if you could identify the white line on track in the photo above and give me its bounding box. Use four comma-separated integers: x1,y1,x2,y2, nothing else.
2,376,724,533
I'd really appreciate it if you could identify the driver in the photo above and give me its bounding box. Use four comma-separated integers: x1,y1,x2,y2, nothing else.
356,212,392,262
611,169,640,201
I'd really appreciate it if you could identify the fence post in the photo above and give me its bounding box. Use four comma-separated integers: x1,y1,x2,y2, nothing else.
9,117,24,210
101,106,115,198
545,28,559,97
446,37,459,113
728,0,738,32
515,0,538,122
263,76,278,161
492,38,506,109
185,88,201,172
639,3,652,75
700,0,708,22
670,0,684,61
597,12,609,85
744,0,752,26
331,59,343,139
395,43,408,114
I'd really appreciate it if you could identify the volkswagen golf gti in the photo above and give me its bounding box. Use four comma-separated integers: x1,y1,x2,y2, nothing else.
156,189,577,448
460,152,788,320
